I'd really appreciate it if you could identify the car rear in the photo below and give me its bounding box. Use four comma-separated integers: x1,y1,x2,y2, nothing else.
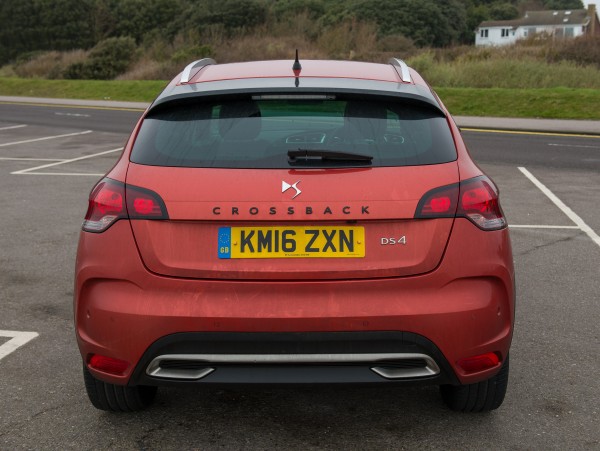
74,58,514,412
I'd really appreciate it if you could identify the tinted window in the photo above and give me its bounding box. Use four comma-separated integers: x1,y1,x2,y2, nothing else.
130,97,457,168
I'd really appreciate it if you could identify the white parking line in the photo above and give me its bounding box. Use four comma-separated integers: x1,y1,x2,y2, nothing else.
18,172,105,176
54,112,91,118
510,225,580,229
0,130,92,147
11,147,122,175
0,157,63,161
519,167,600,248
548,143,599,149
0,330,38,361
0,124,27,131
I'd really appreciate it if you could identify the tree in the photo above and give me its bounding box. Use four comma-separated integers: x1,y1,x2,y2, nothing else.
489,3,519,20
0,0,94,64
436,0,469,44
272,0,326,20
350,0,467,47
185,0,268,34
110,0,183,43
542,0,584,9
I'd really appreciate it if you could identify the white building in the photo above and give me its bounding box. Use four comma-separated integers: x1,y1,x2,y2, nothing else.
475,4,599,46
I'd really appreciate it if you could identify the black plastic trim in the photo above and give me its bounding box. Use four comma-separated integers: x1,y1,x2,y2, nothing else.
128,331,459,387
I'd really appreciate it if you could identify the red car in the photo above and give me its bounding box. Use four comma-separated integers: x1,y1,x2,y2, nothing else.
74,56,514,412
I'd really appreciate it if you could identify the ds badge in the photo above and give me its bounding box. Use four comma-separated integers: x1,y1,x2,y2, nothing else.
381,236,407,245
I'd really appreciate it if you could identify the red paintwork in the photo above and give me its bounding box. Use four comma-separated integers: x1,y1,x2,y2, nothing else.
130,219,453,280
74,218,514,386
125,162,459,280
125,163,458,220
75,59,515,389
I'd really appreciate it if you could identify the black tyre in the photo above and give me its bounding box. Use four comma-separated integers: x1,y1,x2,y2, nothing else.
440,355,509,412
83,365,157,412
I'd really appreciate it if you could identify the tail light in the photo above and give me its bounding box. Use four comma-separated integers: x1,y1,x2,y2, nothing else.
82,179,126,232
415,176,506,230
414,183,459,218
458,176,506,230
82,178,168,233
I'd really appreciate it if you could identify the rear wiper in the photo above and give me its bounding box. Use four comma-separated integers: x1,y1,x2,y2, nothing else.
287,149,373,163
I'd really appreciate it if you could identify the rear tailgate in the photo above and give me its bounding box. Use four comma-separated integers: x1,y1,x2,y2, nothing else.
126,162,458,280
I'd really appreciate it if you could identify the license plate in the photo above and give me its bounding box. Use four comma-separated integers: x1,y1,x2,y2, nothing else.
218,226,365,259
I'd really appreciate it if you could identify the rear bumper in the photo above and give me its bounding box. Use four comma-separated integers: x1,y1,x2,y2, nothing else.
74,218,515,387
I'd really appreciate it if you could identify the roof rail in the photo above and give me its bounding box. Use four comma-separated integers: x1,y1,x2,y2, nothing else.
388,58,412,83
180,58,216,84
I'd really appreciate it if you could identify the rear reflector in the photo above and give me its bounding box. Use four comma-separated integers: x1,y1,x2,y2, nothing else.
82,178,168,233
415,176,506,230
457,352,500,374
89,354,129,375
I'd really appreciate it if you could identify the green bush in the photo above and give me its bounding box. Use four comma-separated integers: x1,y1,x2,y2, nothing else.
171,45,214,64
65,37,137,79
407,51,436,75
88,36,137,64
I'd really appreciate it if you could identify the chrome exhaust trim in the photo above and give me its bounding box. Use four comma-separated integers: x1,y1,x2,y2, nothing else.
370,354,440,379
146,361,215,380
146,353,440,381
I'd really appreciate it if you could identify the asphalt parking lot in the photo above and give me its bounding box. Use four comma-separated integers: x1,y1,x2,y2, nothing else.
0,103,599,450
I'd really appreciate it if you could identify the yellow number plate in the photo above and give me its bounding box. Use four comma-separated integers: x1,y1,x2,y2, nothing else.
218,226,365,259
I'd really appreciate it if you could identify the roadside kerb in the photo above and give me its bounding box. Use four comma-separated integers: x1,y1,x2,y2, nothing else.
0,95,148,111
455,115,600,136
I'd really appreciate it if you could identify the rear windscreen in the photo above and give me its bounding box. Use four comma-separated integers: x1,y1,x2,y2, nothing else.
130,96,457,168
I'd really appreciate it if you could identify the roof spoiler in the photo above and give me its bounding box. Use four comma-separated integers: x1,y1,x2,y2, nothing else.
180,58,216,84
388,58,412,83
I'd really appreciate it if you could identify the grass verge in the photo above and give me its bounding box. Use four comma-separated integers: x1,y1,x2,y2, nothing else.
0,77,166,102
0,78,598,120
436,87,600,120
